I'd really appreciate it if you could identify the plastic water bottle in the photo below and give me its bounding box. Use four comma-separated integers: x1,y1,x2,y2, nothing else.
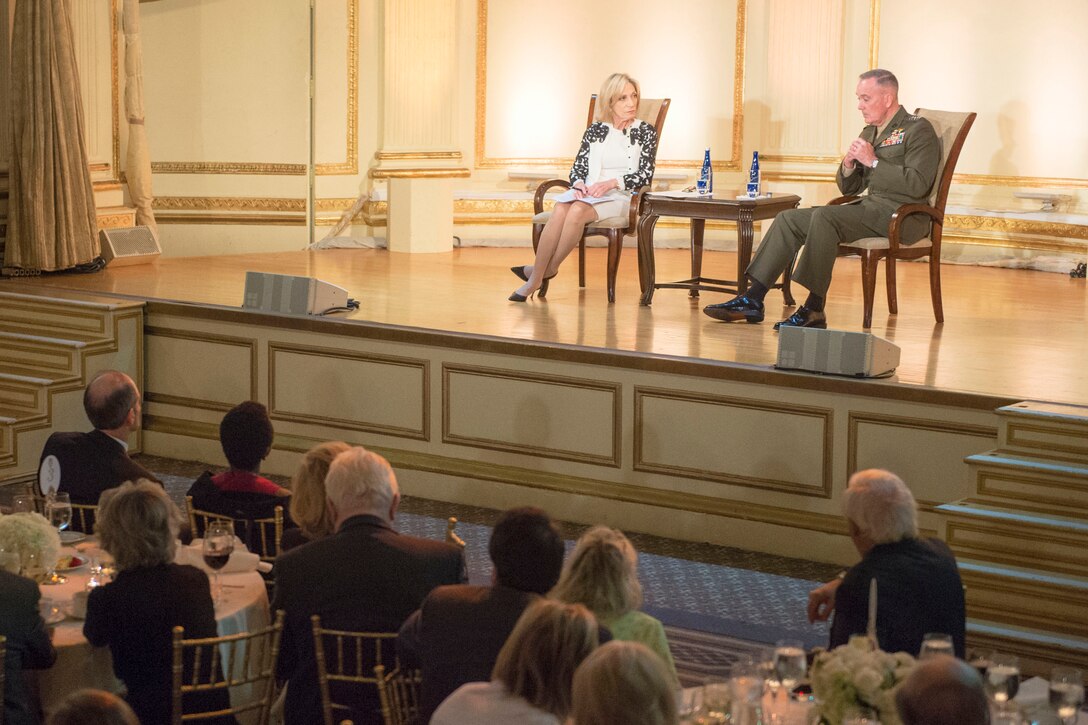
746,151,761,198
697,148,713,195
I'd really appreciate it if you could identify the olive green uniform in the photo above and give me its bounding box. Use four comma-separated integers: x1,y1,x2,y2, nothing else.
747,106,941,298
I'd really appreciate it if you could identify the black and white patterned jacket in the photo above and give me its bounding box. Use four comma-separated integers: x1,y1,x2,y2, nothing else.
569,119,659,192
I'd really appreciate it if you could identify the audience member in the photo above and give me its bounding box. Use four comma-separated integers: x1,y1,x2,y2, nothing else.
280,440,351,552
807,468,966,657
47,689,139,725
84,480,232,725
431,599,598,725
398,506,566,722
570,640,679,725
272,446,466,725
37,370,160,506
895,655,990,725
551,526,677,681
0,569,57,725
187,401,290,527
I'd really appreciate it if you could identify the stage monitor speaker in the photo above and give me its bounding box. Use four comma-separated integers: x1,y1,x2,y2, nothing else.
776,326,901,378
98,226,161,266
242,271,349,315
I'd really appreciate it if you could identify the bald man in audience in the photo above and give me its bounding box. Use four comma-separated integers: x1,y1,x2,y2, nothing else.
272,446,466,725
807,468,966,657
38,370,160,506
895,655,990,725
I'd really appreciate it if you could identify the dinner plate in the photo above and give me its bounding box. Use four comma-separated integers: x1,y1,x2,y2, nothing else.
54,555,87,572
59,531,86,544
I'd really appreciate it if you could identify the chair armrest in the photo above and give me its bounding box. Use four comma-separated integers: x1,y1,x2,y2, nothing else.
626,185,651,230
827,194,860,206
888,203,942,250
533,179,572,214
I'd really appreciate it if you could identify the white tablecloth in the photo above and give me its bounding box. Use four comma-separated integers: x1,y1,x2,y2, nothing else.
33,540,270,718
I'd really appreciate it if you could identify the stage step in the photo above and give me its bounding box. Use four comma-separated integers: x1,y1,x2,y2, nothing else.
941,502,1088,578
967,619,1088,676
965,452,1088,518
0,291,128,339
0,371,55,416
995,401,1088,464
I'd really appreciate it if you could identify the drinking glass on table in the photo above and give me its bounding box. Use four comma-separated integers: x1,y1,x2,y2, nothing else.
1050,667,1085,725
919,632,954,659
729,658,765,725
702,678,732,724
202,520,235,605
773,639,807,701
12,493,36,513
987,653,1020,710
42,493,72,584
966,646,993,679
759,647,782,702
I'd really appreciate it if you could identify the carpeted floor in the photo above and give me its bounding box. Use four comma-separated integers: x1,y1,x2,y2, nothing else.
152,455,838,686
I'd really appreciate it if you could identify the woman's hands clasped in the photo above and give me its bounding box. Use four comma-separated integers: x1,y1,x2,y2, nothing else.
573,179,620,200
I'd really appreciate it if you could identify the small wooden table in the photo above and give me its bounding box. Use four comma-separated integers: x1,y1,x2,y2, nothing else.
636,193,801,306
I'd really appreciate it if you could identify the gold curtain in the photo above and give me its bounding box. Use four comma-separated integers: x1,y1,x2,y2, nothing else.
4,0,99,272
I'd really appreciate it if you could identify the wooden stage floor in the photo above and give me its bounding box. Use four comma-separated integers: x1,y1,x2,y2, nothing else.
4,246,1085,405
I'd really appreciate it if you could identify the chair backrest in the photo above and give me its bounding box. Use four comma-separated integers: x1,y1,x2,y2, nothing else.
170,610,285,725
311,615,399,725
915,108,976,211
185,496,283,562
70,502,98,534
373,665,422,725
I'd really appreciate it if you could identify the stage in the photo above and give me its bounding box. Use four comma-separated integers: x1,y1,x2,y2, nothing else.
4,246,1084,405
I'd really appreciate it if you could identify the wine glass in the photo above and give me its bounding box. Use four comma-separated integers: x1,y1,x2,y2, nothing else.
202,521,235,605
987,653,1020,710
1049,667,1085,725
919,632,955,659
42,493,72,584
774,639,806,701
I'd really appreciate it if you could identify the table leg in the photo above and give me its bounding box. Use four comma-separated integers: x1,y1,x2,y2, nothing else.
736,207,755,295
690,218,706,297
638,212,661,306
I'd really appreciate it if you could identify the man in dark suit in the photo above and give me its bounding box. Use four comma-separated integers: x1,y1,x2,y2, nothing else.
807,469,966,657
271,446,466,725
37,370,160,507
397,506,565,722
1,569,58,725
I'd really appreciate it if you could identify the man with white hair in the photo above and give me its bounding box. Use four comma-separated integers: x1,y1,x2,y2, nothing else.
272,446,466,725
807,469,965,657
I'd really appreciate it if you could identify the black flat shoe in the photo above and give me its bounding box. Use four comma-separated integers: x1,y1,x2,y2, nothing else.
773,306,827,330
703,295,765,323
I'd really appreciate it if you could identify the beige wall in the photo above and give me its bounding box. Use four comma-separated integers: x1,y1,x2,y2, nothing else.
2,0,1085,259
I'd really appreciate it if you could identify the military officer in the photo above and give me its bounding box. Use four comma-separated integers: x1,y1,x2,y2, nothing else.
704,69,941,329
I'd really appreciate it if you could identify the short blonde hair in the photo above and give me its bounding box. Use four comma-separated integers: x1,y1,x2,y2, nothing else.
95,480,181,570
843,469,919,544
571,641,679,725
491,599,598,720
289,440,351,540
550,526,642,622
324,446,398,517
596,73,640,123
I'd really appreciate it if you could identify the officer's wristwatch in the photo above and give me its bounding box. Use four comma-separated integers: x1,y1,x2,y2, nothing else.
870,159,879,169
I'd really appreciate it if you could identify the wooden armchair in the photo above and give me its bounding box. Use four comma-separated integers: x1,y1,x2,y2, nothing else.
831,108,976,328
170,610,285,725
311,615,400,725
532,95,671,302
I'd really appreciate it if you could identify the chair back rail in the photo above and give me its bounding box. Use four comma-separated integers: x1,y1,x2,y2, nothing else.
311,615,400,725
374,665,422,725
185,496,284,562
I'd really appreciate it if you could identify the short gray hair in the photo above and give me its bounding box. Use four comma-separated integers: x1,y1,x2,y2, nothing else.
842,469,918,544
859,68,899,92
324,446,397,516
95,480,181,570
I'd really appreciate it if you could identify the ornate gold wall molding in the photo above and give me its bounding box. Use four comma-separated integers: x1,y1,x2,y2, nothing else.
867,0,881,68
947,214,1088,241
953,174,1088,189
375,151,463,161
149,0,358,177
474,0,747,172
368,167,471,179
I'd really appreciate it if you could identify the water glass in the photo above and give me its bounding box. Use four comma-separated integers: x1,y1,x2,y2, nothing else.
987,653,1020,707
966,646,993,678
729,661,765,725
12,493,36,513
919,632,955,659
1049,666,1085,724
774,639,807,697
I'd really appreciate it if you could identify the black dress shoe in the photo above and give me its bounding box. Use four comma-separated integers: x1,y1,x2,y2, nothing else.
773,306,827,330
703,295,765,323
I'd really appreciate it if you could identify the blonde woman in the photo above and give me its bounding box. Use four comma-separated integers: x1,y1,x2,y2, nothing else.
570,641,679,725
510,72,658,301
551,526,678,681
431,599,598,725
280,440,351,552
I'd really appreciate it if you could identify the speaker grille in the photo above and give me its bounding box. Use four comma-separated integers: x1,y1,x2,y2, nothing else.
103,227,159,255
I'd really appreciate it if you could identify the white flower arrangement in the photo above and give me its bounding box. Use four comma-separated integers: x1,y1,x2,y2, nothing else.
810,635,916,725
0,511,61,574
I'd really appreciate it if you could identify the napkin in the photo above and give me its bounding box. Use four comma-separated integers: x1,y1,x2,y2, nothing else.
177,540,261,574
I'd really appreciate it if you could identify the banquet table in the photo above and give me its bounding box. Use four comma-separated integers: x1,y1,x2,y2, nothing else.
32,538,271,719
